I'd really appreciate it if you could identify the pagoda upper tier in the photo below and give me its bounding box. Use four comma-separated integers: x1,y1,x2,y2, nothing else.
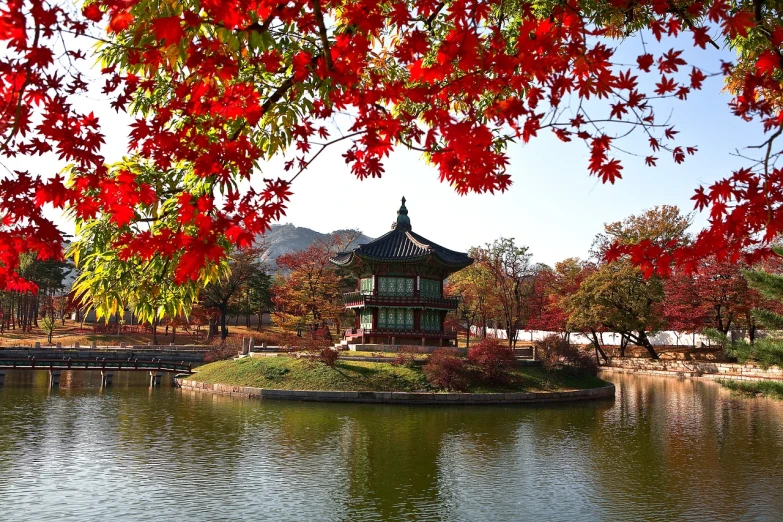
329,197,473,272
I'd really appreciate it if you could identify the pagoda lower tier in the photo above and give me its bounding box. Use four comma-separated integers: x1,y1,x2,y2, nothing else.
343,326,457,347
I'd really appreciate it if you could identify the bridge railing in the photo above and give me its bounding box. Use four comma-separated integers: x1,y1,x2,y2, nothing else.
0,355,193,373
0,344,210,352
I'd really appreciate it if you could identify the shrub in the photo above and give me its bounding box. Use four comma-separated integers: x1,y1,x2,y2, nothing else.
535,335,598,376
423,348,468,391
391,346,419,367
203,340,240,363
318,347,340,366
467,339,516,383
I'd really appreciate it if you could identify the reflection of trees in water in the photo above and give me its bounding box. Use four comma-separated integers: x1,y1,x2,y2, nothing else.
0,372,54,464
589,374,783,520
3,375,783,520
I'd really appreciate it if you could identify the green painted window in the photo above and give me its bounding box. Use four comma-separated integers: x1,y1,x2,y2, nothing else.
360,309,373,330
360,277,374,295
421,310,441,331
377,307,413,330
420,279,442,298
378,277,413,296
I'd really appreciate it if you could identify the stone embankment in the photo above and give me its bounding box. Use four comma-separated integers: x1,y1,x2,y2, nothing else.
601,358,783,381
175,378,615,405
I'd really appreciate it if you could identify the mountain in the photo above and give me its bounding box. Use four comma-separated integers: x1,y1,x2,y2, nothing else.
259,224,374,268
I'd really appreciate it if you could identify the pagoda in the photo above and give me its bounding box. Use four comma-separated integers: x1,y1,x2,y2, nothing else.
330,197,473,347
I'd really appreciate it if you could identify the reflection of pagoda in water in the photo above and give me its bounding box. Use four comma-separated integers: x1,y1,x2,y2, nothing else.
330,197,472,347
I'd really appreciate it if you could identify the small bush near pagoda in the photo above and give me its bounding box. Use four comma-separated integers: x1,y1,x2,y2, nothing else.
535,335,598,377
318,347,340,366
204,339,241,363
391,346,420,368
423,349,468,391
467,339,516,383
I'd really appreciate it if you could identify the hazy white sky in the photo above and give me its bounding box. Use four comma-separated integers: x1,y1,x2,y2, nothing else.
6,29,763,267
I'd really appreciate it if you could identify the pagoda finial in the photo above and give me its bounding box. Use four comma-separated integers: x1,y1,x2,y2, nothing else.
393,196,411,230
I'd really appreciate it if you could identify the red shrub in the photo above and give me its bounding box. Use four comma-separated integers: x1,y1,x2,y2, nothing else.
203,340,240,363
535,335,598,376
423,348,468,391
467,339,516,383
391,346,419,367
319,347,340,366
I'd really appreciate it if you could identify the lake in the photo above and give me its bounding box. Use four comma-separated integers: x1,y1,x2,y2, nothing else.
1,371,782,521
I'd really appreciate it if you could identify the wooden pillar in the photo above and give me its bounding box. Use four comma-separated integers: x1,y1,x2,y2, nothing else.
150,371,163,387
49,370,61,388
413,309,421,331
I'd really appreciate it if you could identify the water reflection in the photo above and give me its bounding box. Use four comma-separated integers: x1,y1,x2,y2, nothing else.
0,371,782,521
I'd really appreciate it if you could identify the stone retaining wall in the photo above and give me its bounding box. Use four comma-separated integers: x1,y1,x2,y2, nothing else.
175,379,615,405
602,358,783,381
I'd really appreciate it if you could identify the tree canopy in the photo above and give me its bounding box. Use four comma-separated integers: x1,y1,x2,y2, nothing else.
4,0,783,297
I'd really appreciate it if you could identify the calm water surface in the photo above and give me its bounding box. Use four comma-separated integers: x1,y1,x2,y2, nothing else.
1,371,782,521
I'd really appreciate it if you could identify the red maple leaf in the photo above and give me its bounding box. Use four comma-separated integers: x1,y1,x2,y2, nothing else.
756,50,780,76
637,53,654,72
152,16,185,46
108,12,134,33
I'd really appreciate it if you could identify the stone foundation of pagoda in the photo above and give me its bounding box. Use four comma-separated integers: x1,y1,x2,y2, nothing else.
344,328,456,347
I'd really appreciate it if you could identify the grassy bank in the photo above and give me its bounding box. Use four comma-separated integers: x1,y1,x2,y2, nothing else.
188,357,608,393
718,379,783,400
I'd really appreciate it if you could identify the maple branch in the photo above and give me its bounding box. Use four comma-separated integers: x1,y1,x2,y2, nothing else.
245,12,276,34
311,0,334,71
288,131,365,183
425,3,446,30
666,2,720,50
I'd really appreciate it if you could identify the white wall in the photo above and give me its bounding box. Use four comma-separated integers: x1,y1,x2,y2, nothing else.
470,327,723,346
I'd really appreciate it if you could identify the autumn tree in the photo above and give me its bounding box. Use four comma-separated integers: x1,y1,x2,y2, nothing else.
447,257,499,347
664,256,755,342
708,246,783,366
661,268,708,345
7,0,783,301
273,232,356,334
201,245,267,341
527,258,594,339
568,206,692,359
473,238,536,348
568,261,666,358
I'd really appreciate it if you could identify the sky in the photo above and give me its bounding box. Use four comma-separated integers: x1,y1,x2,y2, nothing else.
259,32,763,266
5,27,766,267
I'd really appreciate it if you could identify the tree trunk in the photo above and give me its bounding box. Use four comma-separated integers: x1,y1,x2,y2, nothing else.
207,317,218,342
637,331,659,359
589,329,609,363
220,304,229,340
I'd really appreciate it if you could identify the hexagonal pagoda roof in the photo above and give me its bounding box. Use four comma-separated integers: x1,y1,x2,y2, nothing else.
329,197,473,270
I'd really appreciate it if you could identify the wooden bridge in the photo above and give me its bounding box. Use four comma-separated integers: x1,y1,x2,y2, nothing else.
0,356,193,373
0,350,196,388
